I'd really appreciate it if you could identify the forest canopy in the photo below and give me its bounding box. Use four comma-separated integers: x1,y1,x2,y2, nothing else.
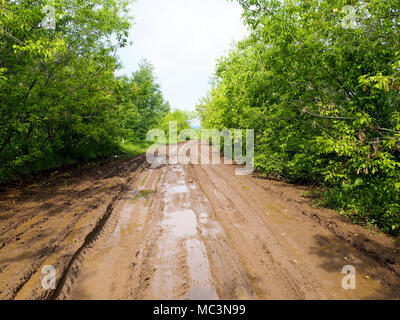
197,0,400,235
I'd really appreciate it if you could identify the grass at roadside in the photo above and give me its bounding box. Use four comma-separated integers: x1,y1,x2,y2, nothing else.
120,141,153,158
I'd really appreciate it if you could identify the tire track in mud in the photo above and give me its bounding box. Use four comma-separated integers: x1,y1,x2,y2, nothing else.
0,160,137,239
191,140,400,299
126,178,166,300
184,165,257,299
141,163,220,300
50,161,149,300
62,166,159,300
192,163,309,299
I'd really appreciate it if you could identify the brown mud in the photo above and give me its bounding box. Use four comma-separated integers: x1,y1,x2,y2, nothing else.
0,141,399,300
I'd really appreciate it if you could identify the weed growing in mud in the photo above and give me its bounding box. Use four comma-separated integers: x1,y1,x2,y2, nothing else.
130,190,155,203
301,190,322,199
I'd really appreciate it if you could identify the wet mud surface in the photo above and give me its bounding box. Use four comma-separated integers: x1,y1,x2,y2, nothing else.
1,141,400,300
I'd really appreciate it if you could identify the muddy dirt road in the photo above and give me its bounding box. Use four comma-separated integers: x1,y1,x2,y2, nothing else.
1,141,400,300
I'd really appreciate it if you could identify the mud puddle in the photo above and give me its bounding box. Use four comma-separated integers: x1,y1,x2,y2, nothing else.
149,165,218,300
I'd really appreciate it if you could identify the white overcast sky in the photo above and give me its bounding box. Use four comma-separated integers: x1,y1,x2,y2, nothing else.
117,0,248,112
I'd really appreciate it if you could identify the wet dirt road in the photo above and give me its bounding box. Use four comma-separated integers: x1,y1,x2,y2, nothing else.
1,141,400,299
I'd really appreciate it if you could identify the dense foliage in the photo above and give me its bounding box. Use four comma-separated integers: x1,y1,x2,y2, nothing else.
0,1,169,181
197,0,400,235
